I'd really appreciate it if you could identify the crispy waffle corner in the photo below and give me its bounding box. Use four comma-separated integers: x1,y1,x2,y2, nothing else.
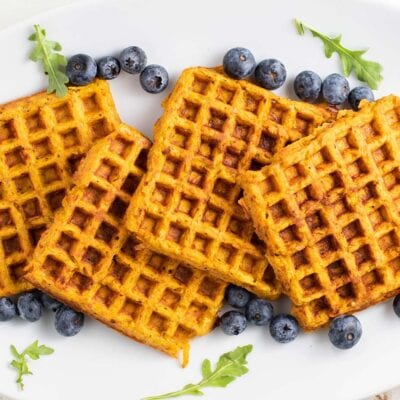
124,66,336,299
241,95,400,329
0,80,121,296
25,124,226,364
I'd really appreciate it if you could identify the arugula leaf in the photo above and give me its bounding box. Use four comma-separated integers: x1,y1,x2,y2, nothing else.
29,24,69,97
10,340,54,390
142,345,253,400
294,19,383,89
201,359,212,379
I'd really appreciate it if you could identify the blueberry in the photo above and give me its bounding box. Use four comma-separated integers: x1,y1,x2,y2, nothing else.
0,297,17,321
41,293,63,312
17,293,43,322
322,73,350,105
119,46,147,74
31,289,44,301
223,47,256,79
393,295,400,317
66,54,97,86
348,86,374,111
269,314,299,343
220,311,247,335
97,56,121,80
294,70,322,103
245,298,274,326
225,285,252,308
254,59,287,90
328,315,362,349
140,64,169,94
55,306,84,337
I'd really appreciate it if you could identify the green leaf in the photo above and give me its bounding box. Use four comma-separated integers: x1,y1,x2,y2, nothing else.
28,24,69,97
37,344,55,356
181,384,203,396
11,360,22,370
215,344,252,371
207,375,236,388
10,345,20,359
142,345,253,399
224,344,253,362
24,341,54,360
10,340,54,390
16,379,24,391
25,351,39,360
201,359,211,379
294,18,305,35
294,19,383,89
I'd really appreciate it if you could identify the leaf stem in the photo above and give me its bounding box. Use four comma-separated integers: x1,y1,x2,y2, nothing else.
33,25,61,92
142,385,200,400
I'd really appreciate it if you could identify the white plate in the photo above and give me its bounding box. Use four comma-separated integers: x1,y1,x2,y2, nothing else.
0,1,399,399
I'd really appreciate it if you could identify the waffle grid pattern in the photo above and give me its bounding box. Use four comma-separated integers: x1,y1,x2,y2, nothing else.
241,96,400,329
26,125,226,363
0,80,120,296
126,67,335,298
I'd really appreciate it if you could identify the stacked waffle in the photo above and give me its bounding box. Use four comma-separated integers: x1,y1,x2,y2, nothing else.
4,65,398,364
26,125,226,365
0,80,120,296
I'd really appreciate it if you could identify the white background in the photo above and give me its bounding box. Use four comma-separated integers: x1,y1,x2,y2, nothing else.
0,1,400,400
0,0,399,30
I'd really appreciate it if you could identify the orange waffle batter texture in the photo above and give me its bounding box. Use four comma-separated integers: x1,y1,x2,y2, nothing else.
0,80,120,296
25,125,226,364
125,67,336,299
241,96,400,330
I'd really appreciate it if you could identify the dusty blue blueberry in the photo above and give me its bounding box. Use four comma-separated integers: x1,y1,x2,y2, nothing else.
220,311,247,335
97,56,121,80
394,295,400,317
322,73,350,105
245,298,274,326
223,47,256,79
0,297,17,321
348,86,374,111
269,314,299,343
55,306,84,337
17,293,43,322
66,54,97,86
254,59,286,90
119,46,147,74
140,65,169,93
328,315,362,349
41,293,63,312
225,285,252,308
294,70,322,103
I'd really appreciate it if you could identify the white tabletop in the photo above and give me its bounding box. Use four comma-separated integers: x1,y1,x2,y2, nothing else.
0,0,78,30
0,0,399,31
1,1,400,399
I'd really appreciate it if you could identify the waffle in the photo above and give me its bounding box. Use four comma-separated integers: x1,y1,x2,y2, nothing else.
25,124,226,364
125,67,335,298
0,80,121,296
241,95,400,329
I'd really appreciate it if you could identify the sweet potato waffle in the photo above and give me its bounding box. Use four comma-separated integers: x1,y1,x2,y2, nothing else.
0,80,121,296
25,125,226,364
241,95,400,329
125,67,335,298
